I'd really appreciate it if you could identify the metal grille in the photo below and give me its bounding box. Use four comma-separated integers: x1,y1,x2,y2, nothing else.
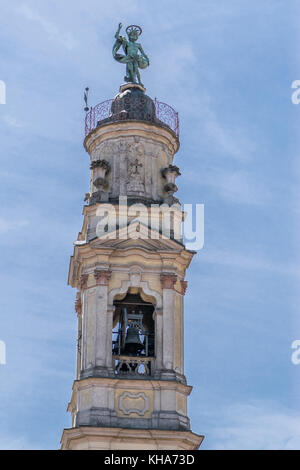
154,99,179,138
85,98,179,137
113,356,154,377
84,99,113,136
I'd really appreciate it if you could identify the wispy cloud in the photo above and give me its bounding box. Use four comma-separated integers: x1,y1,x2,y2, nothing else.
203,108,255,163
0,435,41,450
15,4,77,50
185,167,270,205
0,217,29,235
198,246,300,277
0,0,296,451
201,401,300,450
206,168,269,205
2,115,26,128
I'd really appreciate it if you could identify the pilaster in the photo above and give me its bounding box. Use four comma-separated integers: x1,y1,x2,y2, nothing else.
160,273,177,376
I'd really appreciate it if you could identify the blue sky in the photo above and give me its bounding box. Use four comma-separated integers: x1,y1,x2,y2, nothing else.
0,0,300,450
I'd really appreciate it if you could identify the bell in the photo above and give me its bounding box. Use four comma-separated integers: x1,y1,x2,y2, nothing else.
124,325,144,356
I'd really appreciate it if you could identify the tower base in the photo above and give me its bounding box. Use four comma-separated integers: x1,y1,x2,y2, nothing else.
61,426,204,450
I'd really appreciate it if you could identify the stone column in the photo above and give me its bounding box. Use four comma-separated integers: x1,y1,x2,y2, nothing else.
94,269,111,373
84,286,97,372
180,281,188,375
153,308,163,372
160,273,177,372
75,292,82,380
79,274,89,374
106,306,115,369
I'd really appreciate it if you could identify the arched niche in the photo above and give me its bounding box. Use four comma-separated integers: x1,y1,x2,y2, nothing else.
112,291,155,358
108,271,162,310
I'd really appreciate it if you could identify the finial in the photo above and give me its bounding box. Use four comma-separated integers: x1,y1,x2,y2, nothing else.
84,87,89,112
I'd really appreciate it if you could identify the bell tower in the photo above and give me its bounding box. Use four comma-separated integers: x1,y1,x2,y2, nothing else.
60,25,203,451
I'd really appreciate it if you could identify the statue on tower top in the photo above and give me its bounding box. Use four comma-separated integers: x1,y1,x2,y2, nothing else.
112,23,150,87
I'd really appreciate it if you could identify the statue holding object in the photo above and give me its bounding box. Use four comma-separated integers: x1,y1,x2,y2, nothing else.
112,23,150,87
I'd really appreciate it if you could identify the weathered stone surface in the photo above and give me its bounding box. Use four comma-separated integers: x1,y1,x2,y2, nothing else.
66,377,194,435
88,134,174,204
62,84,203,450
61,426,204,450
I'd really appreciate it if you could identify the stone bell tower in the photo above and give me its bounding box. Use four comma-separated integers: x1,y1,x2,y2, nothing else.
60,32,203,449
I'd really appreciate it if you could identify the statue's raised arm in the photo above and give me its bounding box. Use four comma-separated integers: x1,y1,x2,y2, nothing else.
115,22,122,39
112,24,149,87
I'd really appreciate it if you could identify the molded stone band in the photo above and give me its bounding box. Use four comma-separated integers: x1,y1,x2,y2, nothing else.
180,280,188,296
75,294,82,316
160,273,177,289
80,274,89,290
94,269,112,286
84,121,179,155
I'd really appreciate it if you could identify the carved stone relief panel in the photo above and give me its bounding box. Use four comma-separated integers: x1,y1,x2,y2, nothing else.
119,392,149,416
127,141,145,193
89,136,175,202
92,140,116,162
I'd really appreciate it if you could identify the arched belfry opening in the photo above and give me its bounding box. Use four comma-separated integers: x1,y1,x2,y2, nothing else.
112,292,155,376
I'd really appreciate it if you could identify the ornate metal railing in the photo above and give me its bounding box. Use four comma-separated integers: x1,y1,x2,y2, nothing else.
84,99,112,136
84,98,179,138
154,99,179,138
113,355,154,377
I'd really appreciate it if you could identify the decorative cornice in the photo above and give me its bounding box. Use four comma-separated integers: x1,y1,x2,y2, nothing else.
94,269,112,286
180,280,188,296
84,121,180,156
75,293,82,316
61,426,204,451
80,274,89,290
71,376,193,393
160,273,177,290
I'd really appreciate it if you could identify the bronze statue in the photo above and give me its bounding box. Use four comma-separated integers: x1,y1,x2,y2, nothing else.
112,23,149,87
